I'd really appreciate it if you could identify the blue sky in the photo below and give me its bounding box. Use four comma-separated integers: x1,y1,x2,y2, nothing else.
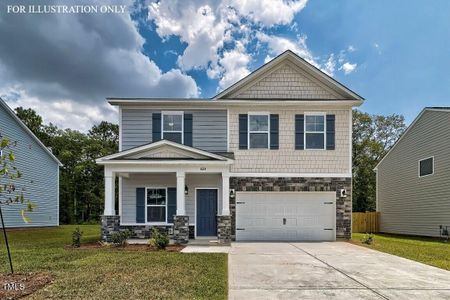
141,0,450,123
1,0,449,130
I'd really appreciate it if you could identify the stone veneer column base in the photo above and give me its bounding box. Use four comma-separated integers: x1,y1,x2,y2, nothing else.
173,216,189,244
217,215,231,244
101,215,120,242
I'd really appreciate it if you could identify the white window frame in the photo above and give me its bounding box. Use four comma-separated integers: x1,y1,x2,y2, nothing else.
145,187,169,224
248,112,270,149
161,111,184,144
304,112,326,150
418,156,434,178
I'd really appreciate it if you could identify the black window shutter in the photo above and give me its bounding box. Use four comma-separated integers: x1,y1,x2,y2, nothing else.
326,114,335,150
270,114,279,149
167,187,177,223
239,114,248,149
136,188,145,223
152,113,161,142
183,114,193,146
295,114,304,150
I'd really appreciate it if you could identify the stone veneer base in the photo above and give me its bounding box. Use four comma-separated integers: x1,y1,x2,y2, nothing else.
217,215,232,244
229,177,352,241
173,215,189,244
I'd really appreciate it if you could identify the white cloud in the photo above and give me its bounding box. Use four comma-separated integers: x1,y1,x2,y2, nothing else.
0,0,199,130
229,0,308,26
148,0,310,92
340,62,357,74
347,45,356,52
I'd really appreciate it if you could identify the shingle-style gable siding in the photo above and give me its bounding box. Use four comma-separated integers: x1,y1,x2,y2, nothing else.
0,104,59,228
377,110,450,237
227,63,340,99
121,109,227,152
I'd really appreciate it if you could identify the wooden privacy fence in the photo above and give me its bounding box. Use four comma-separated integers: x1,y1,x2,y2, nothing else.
352,212,380,233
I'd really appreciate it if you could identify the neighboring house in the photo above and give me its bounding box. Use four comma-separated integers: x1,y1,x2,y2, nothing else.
375,107,450,237
0,98,61,228
97,50,364,243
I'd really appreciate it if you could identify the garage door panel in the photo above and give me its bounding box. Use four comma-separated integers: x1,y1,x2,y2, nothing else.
236,192,336,241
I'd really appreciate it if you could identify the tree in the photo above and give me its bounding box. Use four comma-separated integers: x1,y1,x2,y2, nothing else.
352,110,406,212
0,132,34,273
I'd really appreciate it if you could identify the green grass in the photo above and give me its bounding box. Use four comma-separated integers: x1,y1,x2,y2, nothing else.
352,233,450,271
0,225,227,299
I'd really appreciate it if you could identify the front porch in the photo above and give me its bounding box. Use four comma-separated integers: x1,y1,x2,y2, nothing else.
96,140,233,244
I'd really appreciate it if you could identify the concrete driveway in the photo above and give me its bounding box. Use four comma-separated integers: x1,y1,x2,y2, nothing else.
229,242,450,299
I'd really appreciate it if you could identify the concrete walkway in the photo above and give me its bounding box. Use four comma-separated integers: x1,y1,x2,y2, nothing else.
229,242,450,299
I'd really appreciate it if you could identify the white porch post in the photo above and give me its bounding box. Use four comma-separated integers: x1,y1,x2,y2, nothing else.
104,169,115,216
221,174,230,216
176,171,186,215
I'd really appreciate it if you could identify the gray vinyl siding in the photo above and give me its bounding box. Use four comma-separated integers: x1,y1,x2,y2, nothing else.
121,109,227,152
121,173,222,224
0,105,59,228
377,110,450,237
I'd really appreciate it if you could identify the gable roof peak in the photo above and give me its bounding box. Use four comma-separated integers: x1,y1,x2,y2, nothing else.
213,49,364,102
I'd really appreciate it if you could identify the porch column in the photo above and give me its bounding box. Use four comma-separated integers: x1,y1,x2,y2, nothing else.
176,171,186,215
221,174,230,216
104,170,115,215
218,173,231,244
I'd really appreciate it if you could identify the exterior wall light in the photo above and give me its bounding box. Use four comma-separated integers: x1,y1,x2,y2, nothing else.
184,185,189,195
229,189,236,199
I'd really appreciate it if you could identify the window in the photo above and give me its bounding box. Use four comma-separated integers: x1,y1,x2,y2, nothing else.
305,114,325,149
419,157,434,177
162,111,183,143
146,188,167,222
248,114,269,149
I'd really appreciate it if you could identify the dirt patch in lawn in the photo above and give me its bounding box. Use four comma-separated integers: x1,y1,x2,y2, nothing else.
67,243,185,252
0,272,53,300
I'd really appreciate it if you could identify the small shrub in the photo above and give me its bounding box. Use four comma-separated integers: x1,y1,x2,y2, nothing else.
148,228,169,250
361,233,374,245
72,227,83,247
111,230,131,246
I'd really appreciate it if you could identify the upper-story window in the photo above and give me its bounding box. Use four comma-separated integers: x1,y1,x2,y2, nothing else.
248,113,269,149
162,111,183,143
305,114,325,149
419,157,434,177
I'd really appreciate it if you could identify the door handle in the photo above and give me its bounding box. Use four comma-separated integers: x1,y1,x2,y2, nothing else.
283,218,286,225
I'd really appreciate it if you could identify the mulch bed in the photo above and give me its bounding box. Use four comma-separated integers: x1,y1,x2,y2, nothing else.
67,242,185,252
0,272,53,300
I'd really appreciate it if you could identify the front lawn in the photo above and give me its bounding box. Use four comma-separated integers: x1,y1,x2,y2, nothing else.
0,225,227,299
352,233,450,271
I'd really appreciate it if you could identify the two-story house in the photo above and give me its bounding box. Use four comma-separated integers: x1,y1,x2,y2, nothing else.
96,50,363,243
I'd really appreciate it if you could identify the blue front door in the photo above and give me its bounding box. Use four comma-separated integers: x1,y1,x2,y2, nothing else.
196,189,218,236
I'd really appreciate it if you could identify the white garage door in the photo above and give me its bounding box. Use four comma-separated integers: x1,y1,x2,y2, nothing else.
236,192,336,241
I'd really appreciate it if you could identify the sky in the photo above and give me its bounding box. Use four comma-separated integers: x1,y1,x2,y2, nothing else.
0,0,449,131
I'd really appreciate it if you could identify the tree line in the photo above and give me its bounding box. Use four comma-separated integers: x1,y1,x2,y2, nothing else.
13,107,405,223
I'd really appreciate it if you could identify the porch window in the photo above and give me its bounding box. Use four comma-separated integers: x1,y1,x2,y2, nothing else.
248,114,269,149
305,114,325,149
162,111,183,143
146,188,167,222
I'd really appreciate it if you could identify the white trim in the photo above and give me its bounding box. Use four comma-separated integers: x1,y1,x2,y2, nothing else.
228,172,352,178
108,99,363,107
374,108,450,170
96,139,233,162
226,108,230,152
194,187,219,238
304,112,326,150
375,169,379,211
118,106,122,152
56,164,60,226
119,177,122,223
0,98,62,166
161,111,184,143
145,187,172,224
349,108,353,174
418,156,434,178
247,112,270,149
120,223,195,226
98,160,233,166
